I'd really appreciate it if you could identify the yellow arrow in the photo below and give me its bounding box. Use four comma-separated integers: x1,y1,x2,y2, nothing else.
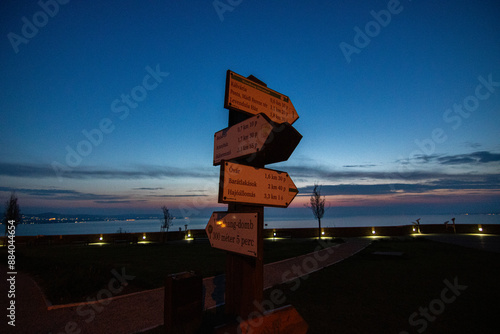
219,161,299,208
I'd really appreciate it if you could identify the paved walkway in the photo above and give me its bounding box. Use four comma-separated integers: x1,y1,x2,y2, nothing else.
0,238,371,334
423,233,500,253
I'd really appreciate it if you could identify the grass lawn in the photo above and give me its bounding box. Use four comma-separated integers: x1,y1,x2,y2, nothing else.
261,236,500,334
3,238,341,305
5,236,499,333
142,236,500,333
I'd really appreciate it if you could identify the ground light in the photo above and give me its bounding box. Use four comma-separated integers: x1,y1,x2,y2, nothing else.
138,233,154,244
91,234,107,246
478,224,483,232
268,231,288,241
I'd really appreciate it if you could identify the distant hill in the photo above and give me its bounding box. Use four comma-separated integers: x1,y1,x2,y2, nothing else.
24,212,162,221
27,212,106,220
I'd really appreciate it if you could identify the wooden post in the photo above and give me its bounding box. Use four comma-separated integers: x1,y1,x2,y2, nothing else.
164,271,203,333
224,83,266,317
213,70,303,329
224,204,264,318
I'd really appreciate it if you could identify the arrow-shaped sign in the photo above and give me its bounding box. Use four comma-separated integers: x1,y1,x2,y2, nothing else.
205,212,258,257
224,70,299,125
213,113,302,166
219,161,299,208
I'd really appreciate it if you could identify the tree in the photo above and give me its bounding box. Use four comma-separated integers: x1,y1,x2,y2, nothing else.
307,184,325,239
3,192,22,235
160,206,173,242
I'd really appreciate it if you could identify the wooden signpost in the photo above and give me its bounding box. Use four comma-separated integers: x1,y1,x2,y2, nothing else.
205,212,258,257
213,113,302,166
208,70,305,330
225,70,299,125
219,161,298,208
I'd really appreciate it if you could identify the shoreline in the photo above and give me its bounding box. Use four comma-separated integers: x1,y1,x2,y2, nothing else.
6,213,500,237
2,224,499,246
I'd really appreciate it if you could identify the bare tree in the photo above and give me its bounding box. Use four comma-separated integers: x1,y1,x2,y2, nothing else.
160,206,173,242
307,184,325,239
444,217,456,233
3,192,22,235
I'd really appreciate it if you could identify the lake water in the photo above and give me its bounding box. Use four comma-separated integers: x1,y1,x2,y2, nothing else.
11,214,500,236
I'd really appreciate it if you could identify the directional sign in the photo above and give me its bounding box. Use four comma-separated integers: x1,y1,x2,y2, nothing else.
213,113,302,166
205,212,258,257
224,70,299,125
219,161,298,208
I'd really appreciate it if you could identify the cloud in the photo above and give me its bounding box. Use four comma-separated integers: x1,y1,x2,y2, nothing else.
342,164,377,168
132,187,164,191
0,186,128,202
287,151,500,185
94,200,147,204
298,184,423,196
93,200,133,204
0,185,213,203
0,187,78,197
146,194,209,198
0,162,216,180
402,151,500,166
464,142,482,149
0,185,215,205
297,174,500,196
437,151,500,165
286,164,461,183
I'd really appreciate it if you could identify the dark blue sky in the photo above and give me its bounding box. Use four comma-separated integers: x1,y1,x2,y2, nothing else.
1,0,499,216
